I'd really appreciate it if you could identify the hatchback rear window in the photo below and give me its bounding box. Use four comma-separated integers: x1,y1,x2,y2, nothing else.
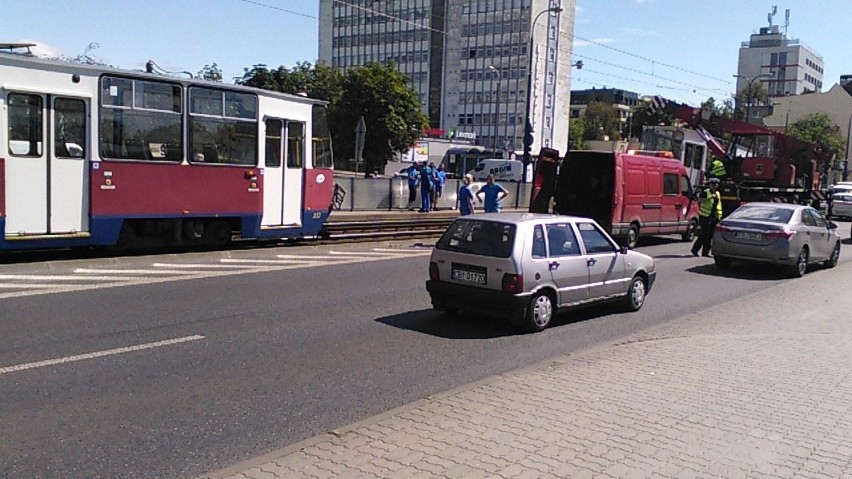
436,220,516,258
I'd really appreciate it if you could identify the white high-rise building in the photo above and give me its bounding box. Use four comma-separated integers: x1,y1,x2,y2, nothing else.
318,0,576,154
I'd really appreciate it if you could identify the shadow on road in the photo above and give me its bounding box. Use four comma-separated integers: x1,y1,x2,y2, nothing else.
686,262,792,281
376,304,614,339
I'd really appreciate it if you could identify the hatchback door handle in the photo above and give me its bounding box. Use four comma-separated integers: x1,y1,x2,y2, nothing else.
587,258,597,266
548,261,559,271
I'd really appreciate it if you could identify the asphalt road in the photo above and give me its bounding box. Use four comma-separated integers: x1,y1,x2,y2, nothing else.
1,226,850,479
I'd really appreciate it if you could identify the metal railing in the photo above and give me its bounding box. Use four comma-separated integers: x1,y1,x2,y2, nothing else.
330,176,532,211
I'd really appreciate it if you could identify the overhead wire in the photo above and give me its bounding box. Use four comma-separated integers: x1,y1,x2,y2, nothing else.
236,0,735,100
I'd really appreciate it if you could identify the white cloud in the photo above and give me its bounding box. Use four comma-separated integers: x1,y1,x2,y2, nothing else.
574,37,616,47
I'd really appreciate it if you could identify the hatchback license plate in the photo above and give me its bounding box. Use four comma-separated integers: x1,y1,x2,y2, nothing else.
734,231,762,240
452,268,486,284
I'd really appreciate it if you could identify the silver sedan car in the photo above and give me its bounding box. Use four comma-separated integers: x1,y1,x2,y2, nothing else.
426,213,657,332
712,202,841,277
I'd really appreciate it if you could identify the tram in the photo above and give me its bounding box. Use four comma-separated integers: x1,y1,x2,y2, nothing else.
0,45,334,252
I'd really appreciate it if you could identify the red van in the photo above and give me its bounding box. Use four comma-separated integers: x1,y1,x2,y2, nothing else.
553,150,700,248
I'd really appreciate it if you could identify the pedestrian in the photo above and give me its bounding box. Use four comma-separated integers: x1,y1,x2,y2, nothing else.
432,163,446,210
691,177,723,257
419,161,435,212
458,174,475,216
405,163,419,211
476,174,509,213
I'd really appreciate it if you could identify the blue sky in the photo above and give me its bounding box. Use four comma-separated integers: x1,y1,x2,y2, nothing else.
5,0,851,106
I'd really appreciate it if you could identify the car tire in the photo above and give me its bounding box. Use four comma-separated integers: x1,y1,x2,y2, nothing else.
681,219,697,242
714,255,732,269
523,292,554,333
826,242,840,268
789,247,809,278
622,275,647,312
625,223,640,249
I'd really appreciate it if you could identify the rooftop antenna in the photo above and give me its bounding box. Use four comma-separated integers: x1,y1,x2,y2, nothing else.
145,59,193,79
767,5,777,28
784,9,790,35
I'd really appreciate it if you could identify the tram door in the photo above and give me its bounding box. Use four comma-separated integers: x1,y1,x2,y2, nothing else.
3,93,89,236
261,117,304,227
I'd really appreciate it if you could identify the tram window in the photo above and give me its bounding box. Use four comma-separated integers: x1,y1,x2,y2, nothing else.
99,76,182,162
287,122,304,169
189,87,258,166
312,104,334,168
7,93,43,157
54,98,87,158
265,119,282,168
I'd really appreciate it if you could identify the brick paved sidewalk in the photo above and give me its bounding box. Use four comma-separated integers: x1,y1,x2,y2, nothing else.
202,262,852,479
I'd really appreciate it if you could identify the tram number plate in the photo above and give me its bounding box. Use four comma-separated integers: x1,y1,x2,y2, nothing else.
452,266,486,284
734,231,762,240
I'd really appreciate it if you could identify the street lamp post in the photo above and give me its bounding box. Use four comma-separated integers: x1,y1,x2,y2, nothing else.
733,73,772,124
522,6,563,183
488,65,502,154
845,113,852,181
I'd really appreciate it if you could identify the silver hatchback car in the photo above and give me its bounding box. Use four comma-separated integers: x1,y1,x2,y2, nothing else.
426,213,657,332
712,202,841,277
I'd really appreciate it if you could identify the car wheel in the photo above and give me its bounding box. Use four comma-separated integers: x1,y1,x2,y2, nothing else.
826,242,840,268
789,247,809,278
622,275,647,312
524,292,554,332
625,223,640,249
681,219,697,242
714,255,732,269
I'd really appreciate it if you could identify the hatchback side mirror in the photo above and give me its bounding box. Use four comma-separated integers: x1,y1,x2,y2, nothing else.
828,221,838,230
618,245,630,254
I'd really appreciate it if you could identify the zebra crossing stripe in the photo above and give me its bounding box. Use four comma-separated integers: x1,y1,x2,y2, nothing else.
152,263,255,269
371,248,432,254
220,258,328,264
327,251,408,256
0,283,79,289
0,274,132,281
73,268,197,275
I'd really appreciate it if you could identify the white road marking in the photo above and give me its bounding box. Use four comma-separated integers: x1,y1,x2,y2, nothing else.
328,251,408,256
0,274,133,281
73,268,197,275
0,335,206,375
0,283,80,289
371,248,432,255
220,258,328,264
152,263,257,269
275,254,352,260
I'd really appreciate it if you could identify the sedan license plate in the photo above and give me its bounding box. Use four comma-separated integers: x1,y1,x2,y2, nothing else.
452,268,486,284
734,231,762,241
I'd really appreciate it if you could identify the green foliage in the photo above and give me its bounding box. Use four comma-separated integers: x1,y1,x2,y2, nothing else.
333,62,427,173
238,61,425,173
197,63,223,82
629,99,674,135
734,83,769,120
568,118,586,150
700,97,733,119
582,101,621,141
787,113,846,157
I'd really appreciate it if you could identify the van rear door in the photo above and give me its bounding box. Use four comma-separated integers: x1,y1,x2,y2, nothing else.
554,151,615,230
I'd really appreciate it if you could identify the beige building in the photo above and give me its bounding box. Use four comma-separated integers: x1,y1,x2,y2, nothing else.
763,84,852,163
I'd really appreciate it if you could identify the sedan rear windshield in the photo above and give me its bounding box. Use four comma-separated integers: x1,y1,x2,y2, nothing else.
436,220,516,258
727,205,793,224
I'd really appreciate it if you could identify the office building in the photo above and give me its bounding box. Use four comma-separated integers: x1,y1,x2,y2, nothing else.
318,0,576,155
736,10,823,124
569,87,639,137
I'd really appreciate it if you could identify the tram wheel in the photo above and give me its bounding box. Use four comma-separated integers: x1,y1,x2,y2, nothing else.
112,223,137,253
204,220,232,247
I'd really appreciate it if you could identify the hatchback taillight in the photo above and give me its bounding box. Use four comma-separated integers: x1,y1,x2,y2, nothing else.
429,262,440,281
716,224,732,233
502,273,524,293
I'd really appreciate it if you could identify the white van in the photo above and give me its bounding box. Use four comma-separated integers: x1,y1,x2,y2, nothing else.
467,159,532,182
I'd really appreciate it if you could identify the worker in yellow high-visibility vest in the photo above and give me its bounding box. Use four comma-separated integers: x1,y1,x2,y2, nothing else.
707,157,727,180
691,177,723,257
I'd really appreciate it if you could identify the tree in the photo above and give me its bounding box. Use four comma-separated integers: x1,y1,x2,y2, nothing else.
700,96,733,119
333,62,427,175
568,117,586,150
787,113,846,157
582,101,621,141
197,63,223,82
629,99,674,137
237,62,343,103
734,82,769,120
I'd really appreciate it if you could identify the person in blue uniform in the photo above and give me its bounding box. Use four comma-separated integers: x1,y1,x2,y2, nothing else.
476,174,509,213
418,162,435,212
458,174,475,215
